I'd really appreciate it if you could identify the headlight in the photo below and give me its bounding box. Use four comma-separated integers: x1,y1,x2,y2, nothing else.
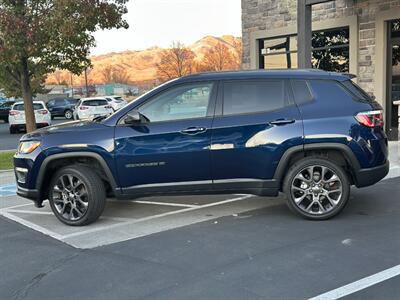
18,141,41,154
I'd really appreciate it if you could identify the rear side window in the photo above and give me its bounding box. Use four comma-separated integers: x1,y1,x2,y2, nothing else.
13,103,44,110
341,80,374,102
223,80,289,116
82,99,108,106
291,80,314,105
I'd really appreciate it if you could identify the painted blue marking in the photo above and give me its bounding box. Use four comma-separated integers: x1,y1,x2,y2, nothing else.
0,184,17,197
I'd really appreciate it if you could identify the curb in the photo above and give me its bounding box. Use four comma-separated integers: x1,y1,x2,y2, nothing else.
0,169,13,174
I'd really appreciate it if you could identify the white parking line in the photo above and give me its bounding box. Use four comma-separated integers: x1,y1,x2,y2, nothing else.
60,194,253,240
309,264,400,300
5,209,53,215
131,200,199,208
0,211,64,240
0,202,35,211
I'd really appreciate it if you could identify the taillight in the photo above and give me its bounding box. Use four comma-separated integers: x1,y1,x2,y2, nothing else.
37,109,48,114
9,110,19,116
355,110,384,128
80,106,89,110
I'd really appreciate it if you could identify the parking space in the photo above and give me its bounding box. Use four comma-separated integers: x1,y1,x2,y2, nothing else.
0,177,282,248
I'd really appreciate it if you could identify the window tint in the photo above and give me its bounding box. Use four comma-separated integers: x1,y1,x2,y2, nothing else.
13,103,44,111
291,80,314,105
308,80,353,105
47,100,55,107
55,99,66,105
223,80,288,115
82,99,108,106
138,83,213,122
341,80,374,103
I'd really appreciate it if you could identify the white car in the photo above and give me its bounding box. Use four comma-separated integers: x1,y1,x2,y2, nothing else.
9,101,51,134
73,97,114,120
105,95,127,111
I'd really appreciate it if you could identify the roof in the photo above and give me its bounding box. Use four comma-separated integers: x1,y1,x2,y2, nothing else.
13,100,45,105
176,69,353,82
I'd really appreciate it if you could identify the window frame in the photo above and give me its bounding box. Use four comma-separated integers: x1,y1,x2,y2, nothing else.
218,79,295,117
118,81,218,126
289,79,315,106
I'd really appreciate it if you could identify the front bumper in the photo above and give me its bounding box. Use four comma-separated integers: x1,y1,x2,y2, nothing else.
354,160,390,188
16,185,38,201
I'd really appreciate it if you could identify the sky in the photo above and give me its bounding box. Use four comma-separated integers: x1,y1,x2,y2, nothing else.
91,0,242,55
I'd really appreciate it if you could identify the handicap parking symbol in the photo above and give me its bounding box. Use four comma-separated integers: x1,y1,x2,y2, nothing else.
0,184,17,197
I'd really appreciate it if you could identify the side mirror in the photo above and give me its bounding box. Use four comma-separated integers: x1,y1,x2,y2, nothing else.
124,110,143,125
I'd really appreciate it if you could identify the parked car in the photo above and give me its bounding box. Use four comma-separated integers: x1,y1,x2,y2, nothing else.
9,101,51,134
0,101,15,123
46,98,78,120
14,70,389,226
105,95,128,111
73,97,113,120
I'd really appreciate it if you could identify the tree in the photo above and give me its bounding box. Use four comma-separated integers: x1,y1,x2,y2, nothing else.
231,38,243,70
0,0,128,132
200,42,235,72
156,42,195,82
101,65,115,83
101,65,131,84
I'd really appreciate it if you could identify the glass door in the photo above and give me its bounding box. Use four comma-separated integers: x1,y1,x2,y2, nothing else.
387,20,400,141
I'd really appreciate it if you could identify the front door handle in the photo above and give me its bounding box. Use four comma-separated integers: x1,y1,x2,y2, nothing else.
181,127,207,135
269,119,295,126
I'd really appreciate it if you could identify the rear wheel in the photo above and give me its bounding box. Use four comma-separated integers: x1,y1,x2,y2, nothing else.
9,126,17,134
48,165,106,226
283,157,350,220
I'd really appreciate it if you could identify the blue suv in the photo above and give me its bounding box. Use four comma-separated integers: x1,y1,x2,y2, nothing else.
14,70,389,225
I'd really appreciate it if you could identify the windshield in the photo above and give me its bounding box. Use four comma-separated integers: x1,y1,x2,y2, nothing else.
82,99,108,106
13,103,44,111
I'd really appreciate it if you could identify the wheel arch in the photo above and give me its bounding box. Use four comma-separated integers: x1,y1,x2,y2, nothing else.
36,152,118,201
274,143,361,187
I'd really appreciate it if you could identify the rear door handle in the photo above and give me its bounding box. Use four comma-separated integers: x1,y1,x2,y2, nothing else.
269,119,295,126
180,127,207,135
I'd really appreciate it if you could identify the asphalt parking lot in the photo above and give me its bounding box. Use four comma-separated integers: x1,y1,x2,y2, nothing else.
1,122,400,299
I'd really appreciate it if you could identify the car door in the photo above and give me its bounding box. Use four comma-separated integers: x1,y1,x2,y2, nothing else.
114,82,217,194
210,79,303,191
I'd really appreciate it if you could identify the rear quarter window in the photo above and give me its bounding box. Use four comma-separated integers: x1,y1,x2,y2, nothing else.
308,80,354,106
341,80,374,103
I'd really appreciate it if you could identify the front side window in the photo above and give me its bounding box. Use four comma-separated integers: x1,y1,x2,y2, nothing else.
138,83,214,122
223,80,289,115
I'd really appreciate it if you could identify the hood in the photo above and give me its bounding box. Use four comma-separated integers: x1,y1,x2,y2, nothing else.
21,120,106,141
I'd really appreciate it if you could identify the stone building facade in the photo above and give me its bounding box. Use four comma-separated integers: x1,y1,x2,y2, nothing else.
242,0,400,139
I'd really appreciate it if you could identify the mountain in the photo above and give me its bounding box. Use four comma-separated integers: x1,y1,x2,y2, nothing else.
46,35,242,88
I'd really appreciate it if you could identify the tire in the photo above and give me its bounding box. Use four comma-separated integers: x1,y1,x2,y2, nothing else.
9,126,17,134
283,157,350,220
64,109,73,120
48,165,106,226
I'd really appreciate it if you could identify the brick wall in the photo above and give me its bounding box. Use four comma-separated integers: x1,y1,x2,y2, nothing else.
242,0,400,94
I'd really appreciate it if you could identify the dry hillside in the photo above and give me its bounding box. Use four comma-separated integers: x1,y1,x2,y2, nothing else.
47,35,242,87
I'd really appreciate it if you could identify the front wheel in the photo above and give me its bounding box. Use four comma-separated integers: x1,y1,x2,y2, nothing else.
283,157,350,220
48,165,106,226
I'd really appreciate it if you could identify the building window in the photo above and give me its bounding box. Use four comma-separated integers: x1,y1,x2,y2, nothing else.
258,27,349,73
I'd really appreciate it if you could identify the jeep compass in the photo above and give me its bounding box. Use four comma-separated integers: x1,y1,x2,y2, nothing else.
14,70,389,226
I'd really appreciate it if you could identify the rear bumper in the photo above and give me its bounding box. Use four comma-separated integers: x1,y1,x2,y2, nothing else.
354,160,389,188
